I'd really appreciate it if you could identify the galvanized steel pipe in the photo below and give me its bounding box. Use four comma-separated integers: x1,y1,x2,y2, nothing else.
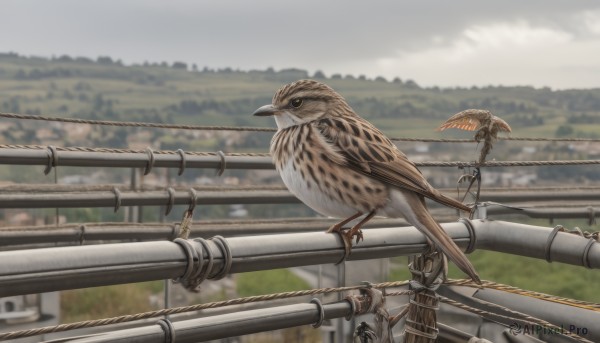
0,220,598,297
58,301,350,343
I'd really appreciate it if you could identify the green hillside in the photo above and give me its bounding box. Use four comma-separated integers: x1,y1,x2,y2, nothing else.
2,52,600,150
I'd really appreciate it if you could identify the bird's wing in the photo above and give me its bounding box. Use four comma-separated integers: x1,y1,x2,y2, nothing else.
316,117,470,212
437,110,484,131
437,109,512,133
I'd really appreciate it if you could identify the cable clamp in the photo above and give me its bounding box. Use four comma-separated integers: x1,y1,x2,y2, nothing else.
545,225,564,263
165,187,176,216
44,145,58,175
309,298,325,328
582,238,595,269
216,150,226,176
458,217,477,254
209,235,232,280
176,149,186,176
144,147,155,175
156,318,176,343
112,187,122,212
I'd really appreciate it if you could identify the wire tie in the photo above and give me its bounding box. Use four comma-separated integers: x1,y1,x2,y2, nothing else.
112,187,122,212
176,149,186,176
405,318,439,332
408,298,440,310
193,237,214,285
188,188,198,212
216,150,226,176
408,279,442,293
360,281,374,289
209,235,232,280
175,188,198,239
458,217,477,254
78,224,86,245
165,187,176,216
582,238,595,269
172,238,197,282
188,240,204,284
156,318,176,343
178,211,194,240
343,295,357,321
404,325,438,340
144,147,155,175
310,298,325,328
44,145,58,175
545,225,564,263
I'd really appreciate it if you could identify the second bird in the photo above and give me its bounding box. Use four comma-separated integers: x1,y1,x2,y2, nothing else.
253,79,480,283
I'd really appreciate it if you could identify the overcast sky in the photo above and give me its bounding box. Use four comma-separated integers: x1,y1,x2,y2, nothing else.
2,1,600,89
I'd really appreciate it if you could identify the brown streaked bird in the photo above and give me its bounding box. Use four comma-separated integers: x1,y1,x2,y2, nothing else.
253,79,480,283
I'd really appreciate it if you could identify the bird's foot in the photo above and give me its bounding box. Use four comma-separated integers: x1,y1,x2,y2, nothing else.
329,227,353,265
330,226,364,265
326,222,343,234
346,227,364,244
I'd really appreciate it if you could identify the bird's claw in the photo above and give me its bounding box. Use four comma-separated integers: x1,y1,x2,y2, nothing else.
331,228,353,265
330,228,364,265
350,229,364,244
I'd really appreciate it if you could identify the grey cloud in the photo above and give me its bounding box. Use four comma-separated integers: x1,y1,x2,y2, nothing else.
1,0,599,87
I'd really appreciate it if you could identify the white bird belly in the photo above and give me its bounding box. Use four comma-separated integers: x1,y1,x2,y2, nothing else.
279,158,358,218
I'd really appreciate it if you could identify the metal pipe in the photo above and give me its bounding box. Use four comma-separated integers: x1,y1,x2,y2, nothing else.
0,219,415,249
473,288,600,342
479,190,600,203
0,220,598,297
438,285,600,342
0,148,275,170
54,301,351,343
486,205,600,220
5,148,599,173
0,190,299,209
473,219,600,267
2,188,600,213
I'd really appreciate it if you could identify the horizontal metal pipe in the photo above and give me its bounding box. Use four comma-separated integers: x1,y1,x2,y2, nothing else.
0,148,275,170
473,219,600,268
0,241,190,297
0,190,299,209
2,188,600,213
0,220,598,297
0,218,416,249
473,288,600,342
4,148,596,172
438,285,600,343
0,224,179,248
486,206,600,219
58,301,351,343
479,190,600,203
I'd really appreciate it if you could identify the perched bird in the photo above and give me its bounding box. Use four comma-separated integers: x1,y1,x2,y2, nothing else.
253,80,480,283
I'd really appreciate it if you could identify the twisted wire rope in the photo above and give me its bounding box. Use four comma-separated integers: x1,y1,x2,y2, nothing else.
3,111,600,142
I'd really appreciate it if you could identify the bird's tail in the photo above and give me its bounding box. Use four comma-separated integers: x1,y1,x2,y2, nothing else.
403,192,481,284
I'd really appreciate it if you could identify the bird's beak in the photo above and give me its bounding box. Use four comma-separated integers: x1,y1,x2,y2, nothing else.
252,104,278,116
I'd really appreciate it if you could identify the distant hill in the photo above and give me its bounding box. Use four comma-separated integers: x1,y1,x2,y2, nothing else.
2,52,600,143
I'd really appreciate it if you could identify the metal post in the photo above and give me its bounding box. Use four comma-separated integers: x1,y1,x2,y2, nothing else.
128,168,140,223
335,262,346,343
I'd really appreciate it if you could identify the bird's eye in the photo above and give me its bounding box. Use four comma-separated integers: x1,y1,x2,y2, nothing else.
290,98,303,108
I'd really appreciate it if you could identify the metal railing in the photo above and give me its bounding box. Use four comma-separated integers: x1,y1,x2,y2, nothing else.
1,220,598,298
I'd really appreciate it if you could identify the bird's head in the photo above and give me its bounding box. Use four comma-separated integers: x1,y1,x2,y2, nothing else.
253,79,353,129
